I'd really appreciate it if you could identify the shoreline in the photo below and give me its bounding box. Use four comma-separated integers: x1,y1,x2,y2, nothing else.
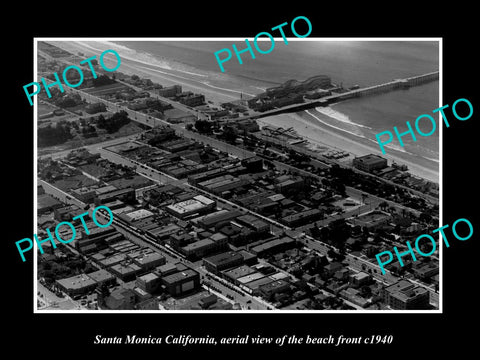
48,41,439,183
258,111,439,183
48,41,263,106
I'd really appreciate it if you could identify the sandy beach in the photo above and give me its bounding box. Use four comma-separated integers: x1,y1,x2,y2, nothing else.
48,41,261,106
48,41,439,183
258,111,439,183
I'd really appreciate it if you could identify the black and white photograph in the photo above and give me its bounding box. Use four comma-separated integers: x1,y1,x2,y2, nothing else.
6,5,478,356
33,38,441,313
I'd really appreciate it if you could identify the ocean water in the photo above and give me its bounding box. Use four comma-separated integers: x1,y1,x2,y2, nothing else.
71,40,440,164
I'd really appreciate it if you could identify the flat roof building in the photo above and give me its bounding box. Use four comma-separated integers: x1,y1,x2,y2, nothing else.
55,274,97,297
236,214,269,233
259,279,290,299
237,272,266,285
154,263,178,278
109,263,142,282
196,209,242,230
382,280,430,310
180,237,227,260
249,236,296,257
133,252,166,271
122,209,155,222
203,251,244,274
136,273,161,294
165,195,216,219
160,268,200,297
241,276,274,295
353,154,388,173
86,269,116,287
222,265,257,283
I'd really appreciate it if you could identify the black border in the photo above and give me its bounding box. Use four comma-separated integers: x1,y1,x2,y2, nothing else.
7,5,478,356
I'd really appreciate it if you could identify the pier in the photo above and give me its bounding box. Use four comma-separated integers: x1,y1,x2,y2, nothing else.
325,71,439,101
230,71,439,121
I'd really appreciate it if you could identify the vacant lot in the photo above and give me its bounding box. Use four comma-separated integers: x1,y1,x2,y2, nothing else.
51,174,98,192
84,83,132,97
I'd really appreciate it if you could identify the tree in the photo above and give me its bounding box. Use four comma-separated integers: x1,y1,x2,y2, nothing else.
360,285,372,298
95,111,130,133
419,212,432,223
38,121,73,147
379,201,389,211
194,119,212,134
92,74,115,87
328,218,351,246
96,114,106,128
223,125,238,144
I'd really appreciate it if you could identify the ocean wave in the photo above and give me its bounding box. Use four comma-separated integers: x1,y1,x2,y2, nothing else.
199,81,256,97
304,110,367,140
367,138,439,165
304,109,432,160
422,155,440,163
105,41,209,77
73,40,213,79
137,64,200,82
314,106,372,129
367,138,409,154
73,41,175,71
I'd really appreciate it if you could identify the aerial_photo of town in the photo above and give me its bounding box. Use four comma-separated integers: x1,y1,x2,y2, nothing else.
34,38,440,312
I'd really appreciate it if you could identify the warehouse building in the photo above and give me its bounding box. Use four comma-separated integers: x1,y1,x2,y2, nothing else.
160,268,200,297
203,251,244,274
249,236,297,257
165,195,216,219
195,209,242,230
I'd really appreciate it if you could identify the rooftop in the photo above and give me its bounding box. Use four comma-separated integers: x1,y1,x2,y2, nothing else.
87,269,115,283
237,272,266,284
204,251,243,267
167,196,214,215
110,263,142,275
138,272,159,282
223,265,256,280
161,269,198,284
124,209,155,221
353,154,387,167
182,238,214,251
56,274,96,290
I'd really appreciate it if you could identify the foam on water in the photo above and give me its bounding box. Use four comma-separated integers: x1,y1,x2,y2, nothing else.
316,106,372,129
